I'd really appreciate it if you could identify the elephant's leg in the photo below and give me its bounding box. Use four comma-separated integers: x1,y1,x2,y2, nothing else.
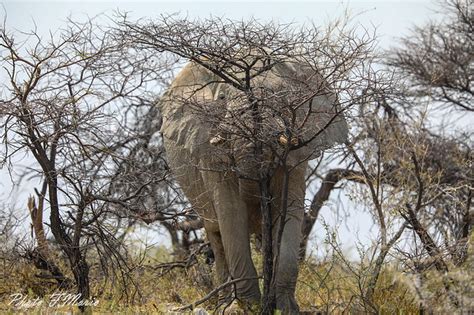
271,165,306,314
201,170,261,305
206,230,231,301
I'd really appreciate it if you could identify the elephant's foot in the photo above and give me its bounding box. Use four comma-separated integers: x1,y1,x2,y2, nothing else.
275,292,300,315
230,277,261,308
216,282,260,314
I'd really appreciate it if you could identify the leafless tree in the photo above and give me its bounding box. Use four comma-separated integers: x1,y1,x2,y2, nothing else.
382,0,472,274
298,2,472,311
386,0,473,112
114,12,386,313
0,16,178,308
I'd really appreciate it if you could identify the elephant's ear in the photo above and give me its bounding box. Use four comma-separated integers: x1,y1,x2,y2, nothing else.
159,62,219,155
294,92,348,161
269,62,348,163
276,64,348,163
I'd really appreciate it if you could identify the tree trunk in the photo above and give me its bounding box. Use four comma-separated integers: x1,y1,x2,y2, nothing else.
260,174,276,314
72,255,90,312
27,196,71,288
47,174,91,310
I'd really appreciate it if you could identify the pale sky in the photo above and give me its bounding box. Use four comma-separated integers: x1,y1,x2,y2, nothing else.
3,1,434,43
0,1,440,256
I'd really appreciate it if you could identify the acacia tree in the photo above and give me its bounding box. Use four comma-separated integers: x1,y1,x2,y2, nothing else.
383,0,473,310
383,0,472,274
299,1,472,311
0,17,176,306
386,0,473,112
115,14,384,313
299,83,471,313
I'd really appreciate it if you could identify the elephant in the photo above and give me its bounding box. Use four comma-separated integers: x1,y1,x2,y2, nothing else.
159,59,348,313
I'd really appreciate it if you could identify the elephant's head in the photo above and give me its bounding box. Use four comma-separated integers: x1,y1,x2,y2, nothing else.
159,60,348,178
208,61,348,176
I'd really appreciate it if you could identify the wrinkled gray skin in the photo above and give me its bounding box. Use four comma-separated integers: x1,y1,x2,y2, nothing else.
159,61,348,314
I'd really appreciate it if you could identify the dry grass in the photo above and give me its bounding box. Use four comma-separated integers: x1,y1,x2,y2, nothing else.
0,243,472,314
